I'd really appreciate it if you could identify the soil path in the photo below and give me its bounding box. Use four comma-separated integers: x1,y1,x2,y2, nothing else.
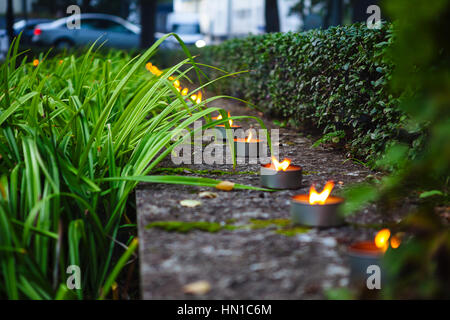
136,97,398,299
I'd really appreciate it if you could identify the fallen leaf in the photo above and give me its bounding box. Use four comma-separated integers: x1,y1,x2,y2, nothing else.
180,199,202,207
183,280,211,295
215,181,235,191
198,191,218,199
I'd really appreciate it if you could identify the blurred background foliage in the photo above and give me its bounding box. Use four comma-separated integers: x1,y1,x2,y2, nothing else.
374,0,450,299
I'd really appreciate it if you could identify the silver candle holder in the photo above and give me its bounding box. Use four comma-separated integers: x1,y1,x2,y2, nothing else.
347,229,401,287
347,241,384,286
260,163,302,189
234,138,261,159
290,194,345,227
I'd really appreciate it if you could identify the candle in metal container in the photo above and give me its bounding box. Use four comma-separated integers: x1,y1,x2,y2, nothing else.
290,181,344,227
234,131,261,158
260,156,302,189
348,229,402,286
213,113,242,140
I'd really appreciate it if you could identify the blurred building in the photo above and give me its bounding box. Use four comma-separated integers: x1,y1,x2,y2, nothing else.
173,0,301,41
0,0,37,16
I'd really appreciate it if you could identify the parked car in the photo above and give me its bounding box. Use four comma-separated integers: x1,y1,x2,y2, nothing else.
156,12,206,49
13,19,53,44
0,29,8,61
32,13,140,49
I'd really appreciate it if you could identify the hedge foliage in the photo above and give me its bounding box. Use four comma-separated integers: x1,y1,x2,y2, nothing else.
181,23,414,162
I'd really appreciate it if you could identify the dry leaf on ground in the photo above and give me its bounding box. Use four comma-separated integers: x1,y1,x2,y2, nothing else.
183,280,211,295
215,181,235,191
198,191,218,199
180,199,202,207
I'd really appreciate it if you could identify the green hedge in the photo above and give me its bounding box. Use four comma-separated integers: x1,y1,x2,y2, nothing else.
182,23,414,162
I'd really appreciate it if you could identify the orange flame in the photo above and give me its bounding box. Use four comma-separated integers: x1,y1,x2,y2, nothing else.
375,228,391,252
214,113,232,126
271,156,291,171
228,113,233,126
225,112,233,126
309,181,335,205
375,228,401,252
390,235,401,249
246,131,253,143
181,88,189,96
196,91,202,104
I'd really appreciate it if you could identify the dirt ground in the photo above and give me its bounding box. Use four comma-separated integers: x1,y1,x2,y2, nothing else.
136,97,411,299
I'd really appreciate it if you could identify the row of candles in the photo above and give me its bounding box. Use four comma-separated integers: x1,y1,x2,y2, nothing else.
212,112,401,284
145,63,399,285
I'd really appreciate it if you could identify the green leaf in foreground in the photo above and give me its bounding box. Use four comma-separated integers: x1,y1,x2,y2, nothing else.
419,190,444,199
98,175,275,192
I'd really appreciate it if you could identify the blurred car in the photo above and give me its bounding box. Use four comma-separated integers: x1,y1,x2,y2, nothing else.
156,12,206,49
13,19,52,44
32,13,140,49
0,29,8,60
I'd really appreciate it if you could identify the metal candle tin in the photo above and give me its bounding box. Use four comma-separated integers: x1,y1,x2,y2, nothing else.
234,138,261,158
347,241,384,286
214,125,242,141
290,194,345,227
260,164,302,189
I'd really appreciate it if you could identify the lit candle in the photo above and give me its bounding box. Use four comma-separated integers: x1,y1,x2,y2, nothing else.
347,229,402,285
260,156,302,189
290,181,345,227
233,131,261,158
212,112,242,140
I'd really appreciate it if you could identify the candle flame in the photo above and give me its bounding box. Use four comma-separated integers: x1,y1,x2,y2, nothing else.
375,228,401,252
214,113,233,126
228,116,233,126
390,235,401,249
375,228,390,252
309,181,335,205
226,112,233,126
246,131,253,142
271,156,291,171
196,91,202,104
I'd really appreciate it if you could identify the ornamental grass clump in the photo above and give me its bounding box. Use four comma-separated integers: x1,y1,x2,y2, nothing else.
0,34,267,299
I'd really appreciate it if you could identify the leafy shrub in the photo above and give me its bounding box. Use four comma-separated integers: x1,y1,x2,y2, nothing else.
173,23,420,163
